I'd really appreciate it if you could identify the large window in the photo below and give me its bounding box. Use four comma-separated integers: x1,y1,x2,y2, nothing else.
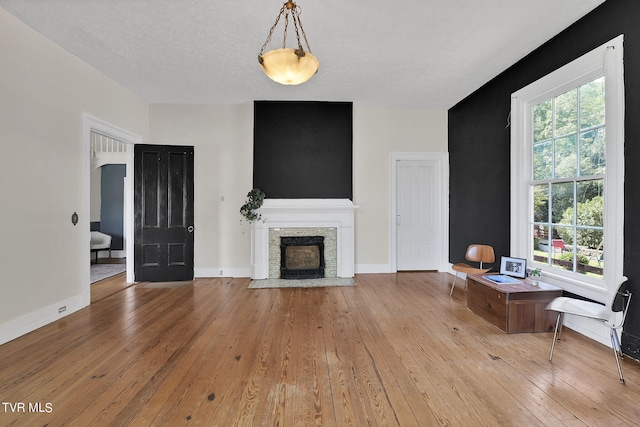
511,36,624,303
532,77,605,278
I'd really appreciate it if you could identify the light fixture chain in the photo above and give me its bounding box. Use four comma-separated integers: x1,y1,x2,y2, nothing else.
291,10,303,51
282,8,289,49
294,7,312,53
259,3,287,55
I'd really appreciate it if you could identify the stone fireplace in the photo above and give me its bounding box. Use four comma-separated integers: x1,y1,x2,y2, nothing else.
251,199,357,279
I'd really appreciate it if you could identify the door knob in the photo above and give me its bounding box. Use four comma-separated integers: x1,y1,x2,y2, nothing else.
188,225,194,233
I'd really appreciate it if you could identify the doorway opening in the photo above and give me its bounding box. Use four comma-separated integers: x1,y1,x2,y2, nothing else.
83,114,140,305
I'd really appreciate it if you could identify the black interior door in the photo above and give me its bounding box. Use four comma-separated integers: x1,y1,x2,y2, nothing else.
134,144,194,282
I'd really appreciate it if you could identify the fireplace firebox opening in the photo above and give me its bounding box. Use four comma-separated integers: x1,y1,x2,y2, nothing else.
280,236,325,279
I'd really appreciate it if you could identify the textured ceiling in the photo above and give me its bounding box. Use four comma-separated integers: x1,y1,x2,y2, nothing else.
0,0,606,109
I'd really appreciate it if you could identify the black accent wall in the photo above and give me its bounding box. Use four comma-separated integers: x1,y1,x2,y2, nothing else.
448,0,640,356
253,101,353,199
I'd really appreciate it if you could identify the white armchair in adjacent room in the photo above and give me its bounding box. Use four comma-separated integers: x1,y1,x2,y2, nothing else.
90,231,112,263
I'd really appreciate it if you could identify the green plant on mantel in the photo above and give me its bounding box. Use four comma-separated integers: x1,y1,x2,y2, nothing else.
240,188,266,222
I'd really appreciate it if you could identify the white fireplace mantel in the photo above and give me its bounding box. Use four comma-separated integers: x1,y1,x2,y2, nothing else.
251,199,357,279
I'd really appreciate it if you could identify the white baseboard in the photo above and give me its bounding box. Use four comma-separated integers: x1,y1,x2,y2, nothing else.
355,264,393,274
0,295,85,346
355,264,452,274
196,265,396,278
563,315,612,348
207,264,450,277
194,267,251,278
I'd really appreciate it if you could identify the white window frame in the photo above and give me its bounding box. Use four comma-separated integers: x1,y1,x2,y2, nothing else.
510,35,624,304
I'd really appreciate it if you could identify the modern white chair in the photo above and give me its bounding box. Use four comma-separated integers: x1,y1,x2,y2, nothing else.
546,277,631,383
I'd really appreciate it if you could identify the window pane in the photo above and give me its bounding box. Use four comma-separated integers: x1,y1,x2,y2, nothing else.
554,136,577,179
580,77,605,129
533,224,549,264
577,227,603,252
552,182,573,224
580,128,606,176
551,225,573,271
555,226,573,247
534,99,552,142
555,89,577,137
533,141,552,180
577,228,604,278
533,184,549,222
576,180,603,227
576,179,603,203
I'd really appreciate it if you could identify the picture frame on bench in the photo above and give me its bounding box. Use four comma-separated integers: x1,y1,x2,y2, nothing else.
500,256,527,279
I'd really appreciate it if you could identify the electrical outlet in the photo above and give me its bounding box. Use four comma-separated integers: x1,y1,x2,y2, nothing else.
219,270,223,276
58,306,66,313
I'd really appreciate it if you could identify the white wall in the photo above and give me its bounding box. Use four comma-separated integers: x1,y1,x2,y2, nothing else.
0,8,148,343
149,104,255,278
149,105,448,277
353,107,448,271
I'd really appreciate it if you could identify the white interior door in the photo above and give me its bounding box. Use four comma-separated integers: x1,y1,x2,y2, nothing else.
396,160,438,270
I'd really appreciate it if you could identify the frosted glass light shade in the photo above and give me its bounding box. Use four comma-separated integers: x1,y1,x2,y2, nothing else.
259,48,319,85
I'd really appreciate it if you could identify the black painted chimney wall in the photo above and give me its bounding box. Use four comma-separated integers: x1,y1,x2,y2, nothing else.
253,101,353,200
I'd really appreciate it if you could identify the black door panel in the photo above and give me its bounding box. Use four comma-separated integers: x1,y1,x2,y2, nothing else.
134,145,194,282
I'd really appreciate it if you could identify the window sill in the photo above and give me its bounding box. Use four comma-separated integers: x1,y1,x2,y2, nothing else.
536,268,607,303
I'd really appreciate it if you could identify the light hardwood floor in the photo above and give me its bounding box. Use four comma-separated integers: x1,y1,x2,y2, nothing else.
91,258,130,304
1,272,639,426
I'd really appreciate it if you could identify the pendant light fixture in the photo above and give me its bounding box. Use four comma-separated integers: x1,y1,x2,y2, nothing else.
258,1,319,85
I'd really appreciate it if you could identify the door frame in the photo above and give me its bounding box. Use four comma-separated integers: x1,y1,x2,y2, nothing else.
389,152,449,272
82,114,140,306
